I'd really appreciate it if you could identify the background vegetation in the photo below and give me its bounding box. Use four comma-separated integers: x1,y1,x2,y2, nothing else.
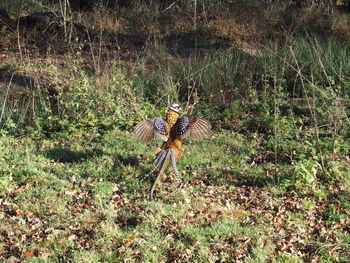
0,0,349,262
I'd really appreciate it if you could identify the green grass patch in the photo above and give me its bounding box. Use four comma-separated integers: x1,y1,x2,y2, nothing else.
0,126,349,261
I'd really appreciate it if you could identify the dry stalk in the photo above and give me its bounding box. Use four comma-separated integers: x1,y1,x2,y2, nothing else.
16,11,22,59
273,41,279,182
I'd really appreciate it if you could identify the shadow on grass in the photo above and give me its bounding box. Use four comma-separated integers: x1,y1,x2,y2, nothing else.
110,154,146,183
113,154,141,167
229,173,274,188
200,168,275,188
116,215,142,229
43,147,103,163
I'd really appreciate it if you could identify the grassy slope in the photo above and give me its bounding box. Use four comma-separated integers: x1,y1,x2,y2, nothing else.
0,127,349,262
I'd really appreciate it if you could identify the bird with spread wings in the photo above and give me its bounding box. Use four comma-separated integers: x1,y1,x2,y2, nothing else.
134,103,211,201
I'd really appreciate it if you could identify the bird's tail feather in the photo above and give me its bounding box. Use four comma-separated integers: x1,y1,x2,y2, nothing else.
140,149,168,182
170,149,181,181
150,149,171,201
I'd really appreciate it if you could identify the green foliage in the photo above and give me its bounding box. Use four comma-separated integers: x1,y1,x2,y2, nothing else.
294,158,322,187
57,68,145,126
0,61,159,133
0,175,13,197
0,0,43,16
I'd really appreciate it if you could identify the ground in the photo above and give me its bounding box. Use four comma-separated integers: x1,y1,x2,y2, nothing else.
0,128,349,262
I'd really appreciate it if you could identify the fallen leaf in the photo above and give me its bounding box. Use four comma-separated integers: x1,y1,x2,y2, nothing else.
23,251,34,257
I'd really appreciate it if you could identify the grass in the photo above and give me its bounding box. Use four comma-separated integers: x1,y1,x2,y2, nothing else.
0,126,349,262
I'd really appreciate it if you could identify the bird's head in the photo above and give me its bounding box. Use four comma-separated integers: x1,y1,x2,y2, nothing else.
169,103,181,113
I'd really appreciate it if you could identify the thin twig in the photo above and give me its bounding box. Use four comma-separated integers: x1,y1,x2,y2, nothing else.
273,41,279,183
161,1,177,13
16,14,22,60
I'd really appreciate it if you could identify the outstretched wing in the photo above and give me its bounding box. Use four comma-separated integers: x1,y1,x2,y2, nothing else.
134,117,168,143
175,116,211,140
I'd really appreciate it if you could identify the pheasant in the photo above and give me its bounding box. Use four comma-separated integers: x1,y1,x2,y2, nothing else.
134,104,211,201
